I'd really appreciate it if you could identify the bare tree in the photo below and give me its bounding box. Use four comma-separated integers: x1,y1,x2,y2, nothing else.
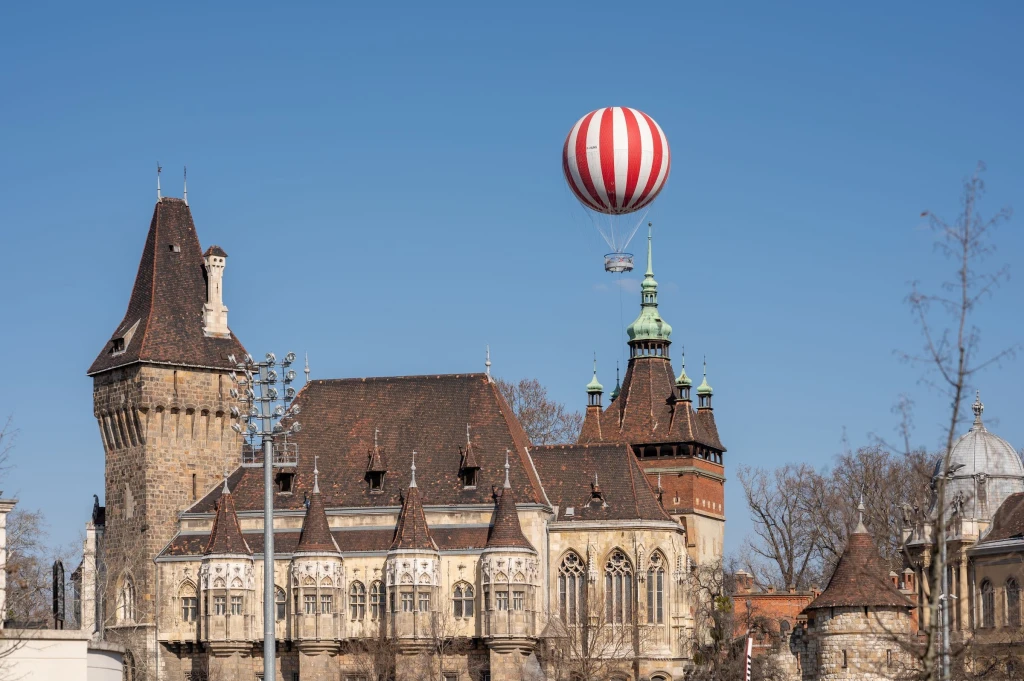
898,163,1018,681
495,378,583,445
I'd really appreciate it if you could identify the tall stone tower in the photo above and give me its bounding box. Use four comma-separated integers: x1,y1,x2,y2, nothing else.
88,197,246,670
577,230,726,566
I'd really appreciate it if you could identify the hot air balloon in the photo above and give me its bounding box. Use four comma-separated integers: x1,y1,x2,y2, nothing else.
562,107,671,272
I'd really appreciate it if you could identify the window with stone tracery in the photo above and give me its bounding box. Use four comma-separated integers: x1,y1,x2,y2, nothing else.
982,580,995,628
350,581,366,620
370,581,383,620
304,594,317,615
558,552,585,625
453,582,475,618
647,553,665,624
275,587,287,621
118,575,136,623
1008,578,1021,628
179,582,197,623
604,550,633,624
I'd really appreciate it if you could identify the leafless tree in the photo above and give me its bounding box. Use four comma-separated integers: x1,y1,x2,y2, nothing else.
348,628,400,681
495,378,583,445
897,163,1018,681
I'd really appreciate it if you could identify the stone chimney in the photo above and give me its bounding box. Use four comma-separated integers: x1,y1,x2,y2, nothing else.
0,496,18,629
203,245,230,337
79,522,99,639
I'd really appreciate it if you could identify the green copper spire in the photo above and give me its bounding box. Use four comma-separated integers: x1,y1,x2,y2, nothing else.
696,356,713,396
626,224,673,343
586,355,603,394
675,351,692,387
610,362,621,401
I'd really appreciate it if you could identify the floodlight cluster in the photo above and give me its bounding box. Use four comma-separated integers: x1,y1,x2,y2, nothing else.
227,352,302,445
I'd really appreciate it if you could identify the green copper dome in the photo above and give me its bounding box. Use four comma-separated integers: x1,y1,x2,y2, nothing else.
626,229,673,343
697,359,713,396
675,354,692,387
586,359,603,394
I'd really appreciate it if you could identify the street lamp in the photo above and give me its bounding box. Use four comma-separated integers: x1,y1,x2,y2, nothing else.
228,351,301,681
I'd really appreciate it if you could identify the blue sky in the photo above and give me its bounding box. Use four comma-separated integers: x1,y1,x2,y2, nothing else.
1,1,1022,557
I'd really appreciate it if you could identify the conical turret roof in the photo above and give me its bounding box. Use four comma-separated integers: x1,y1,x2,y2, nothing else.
390,456,438,551
485,453,534,551
296,465,340,554
205,481,251,556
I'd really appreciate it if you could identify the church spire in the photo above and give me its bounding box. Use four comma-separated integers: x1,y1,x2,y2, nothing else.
625,225,672,357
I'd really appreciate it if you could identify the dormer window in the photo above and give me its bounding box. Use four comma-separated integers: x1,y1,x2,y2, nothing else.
275,471,294,494
109,337,125,354
367,471,385,493
168,244,180,253
461,468,477,488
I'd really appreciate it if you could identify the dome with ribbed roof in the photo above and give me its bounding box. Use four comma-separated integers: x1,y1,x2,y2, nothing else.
932,392,1024,521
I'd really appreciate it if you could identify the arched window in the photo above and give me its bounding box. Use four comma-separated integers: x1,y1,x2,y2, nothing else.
370,581,384,621
118,575,136,623
646,553,665,624
179,582,197,623
558,552,586,625
350,581,366,620
275,587,287,621
605,550,633,624
1008,578,1021,628
982,580,995,628
453,582,475,618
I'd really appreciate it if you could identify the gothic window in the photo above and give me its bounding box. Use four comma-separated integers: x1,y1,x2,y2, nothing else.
370,581,383,620
647,553,665,624
1008,578,1021,628
214,596,226,615
401,592,414,612
350,582,366,620
418,592,431,612
275,587,287,621
982,580,995,628
321,594,333,614
453,583,475,618
179,582,197,623
230,595,243,615
558,552,585,625
304,594,317,614
512,590,525,611
605,550,633,624
118,575,136,623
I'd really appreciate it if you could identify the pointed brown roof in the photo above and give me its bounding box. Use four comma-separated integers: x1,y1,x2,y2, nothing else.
367,441,387,473
598,357,722,451
461,437,480,471
88,198,246,375
390,484,438,551
578,405,603,444
695,407,724,451
204,488,251,556
485,481,534,551
295,490,340,554
803,529,912,611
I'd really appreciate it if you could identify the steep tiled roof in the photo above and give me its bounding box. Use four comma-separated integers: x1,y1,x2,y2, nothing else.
578,406,603,444
391,485,438,551
203,244,228,258
295,490,340,554
485,484,534,551
88,199,246,375
531,443,674,523
189,374,546,513
696,407,724,451
204,489,251,556
979,492,1024,543
804,530,912,611
161,526,492,558
596,357,722,450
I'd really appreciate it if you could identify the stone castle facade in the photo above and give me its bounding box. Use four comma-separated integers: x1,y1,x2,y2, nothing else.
82,197,729,681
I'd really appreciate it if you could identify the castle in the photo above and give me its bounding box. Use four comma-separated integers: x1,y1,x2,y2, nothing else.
81,195,728,681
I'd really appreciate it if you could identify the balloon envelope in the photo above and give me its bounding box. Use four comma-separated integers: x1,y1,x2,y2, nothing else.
562,107,671,216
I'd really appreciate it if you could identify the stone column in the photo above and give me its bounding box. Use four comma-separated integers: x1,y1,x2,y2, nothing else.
958,550,969,631
0,497,17,629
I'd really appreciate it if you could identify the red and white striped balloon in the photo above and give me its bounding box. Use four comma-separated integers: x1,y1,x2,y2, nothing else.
562,107,671,216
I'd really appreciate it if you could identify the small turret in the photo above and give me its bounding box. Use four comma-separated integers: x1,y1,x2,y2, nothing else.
675,352,692,402
626,227,672,358
578,359,605,444
696,357,713,409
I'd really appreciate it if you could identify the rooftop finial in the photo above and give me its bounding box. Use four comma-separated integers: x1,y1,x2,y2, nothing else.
313,455,320,494
657,472,663,491
466,424,471,446
156,162,162,201
504,449,511,489
222,468,229,494
183,166,188,206
485,345,492,379
645,222,654,277
973,390,985,428
855,493,867,533
410,450,417,488
304,353,310,384
374,427,379,448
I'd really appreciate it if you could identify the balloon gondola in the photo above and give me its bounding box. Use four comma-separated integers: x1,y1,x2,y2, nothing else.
562,107,671,272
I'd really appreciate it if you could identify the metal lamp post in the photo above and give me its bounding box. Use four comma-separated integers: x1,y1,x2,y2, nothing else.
229,351,301,681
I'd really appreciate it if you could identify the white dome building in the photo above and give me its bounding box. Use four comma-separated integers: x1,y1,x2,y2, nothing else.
931,392,1024,522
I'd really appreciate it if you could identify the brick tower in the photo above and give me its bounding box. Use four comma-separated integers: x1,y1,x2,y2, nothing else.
88,196,246,674
577,229,726,566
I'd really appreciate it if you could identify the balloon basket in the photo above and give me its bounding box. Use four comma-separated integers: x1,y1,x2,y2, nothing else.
604,253,634,273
